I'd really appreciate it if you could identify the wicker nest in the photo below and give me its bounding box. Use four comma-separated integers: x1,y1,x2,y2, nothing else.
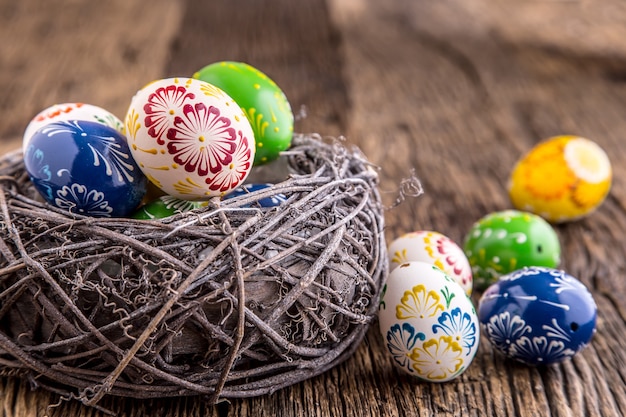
0,134,387,407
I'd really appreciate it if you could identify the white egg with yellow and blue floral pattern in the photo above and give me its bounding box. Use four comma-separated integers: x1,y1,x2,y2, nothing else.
378,261,479,382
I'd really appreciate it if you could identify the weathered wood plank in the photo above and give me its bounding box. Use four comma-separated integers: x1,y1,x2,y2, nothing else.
1,0,625,416
0,0,184,153
329,1,626,417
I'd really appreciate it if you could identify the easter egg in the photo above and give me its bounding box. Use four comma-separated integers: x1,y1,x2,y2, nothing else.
508,135,612,222
193,61,294,165
478,266,597,365
24,120,147,217
463,210,561,290
378,261,479,382
132,195,207,219
23,103,124,149
125,77,255,200
388,231,473,295
223,183,287,208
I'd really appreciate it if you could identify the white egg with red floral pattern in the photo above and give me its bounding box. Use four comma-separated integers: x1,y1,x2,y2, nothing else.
378,261,479,382
23,102,124,149
124,77,255,200
389,231,473,295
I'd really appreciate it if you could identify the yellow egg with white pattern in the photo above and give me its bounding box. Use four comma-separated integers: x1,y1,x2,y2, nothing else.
508,135,611,223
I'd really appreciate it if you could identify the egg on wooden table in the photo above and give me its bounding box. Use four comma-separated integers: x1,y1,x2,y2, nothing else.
388,231,473,296
24,120,147,217
463,210,561,290
478,266,597,366
125,77,255,200
508,135,612,223
378,261,479,382
193,61,294,165
23,102,124,148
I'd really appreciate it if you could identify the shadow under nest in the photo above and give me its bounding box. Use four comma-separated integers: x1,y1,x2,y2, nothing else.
0,134,387,408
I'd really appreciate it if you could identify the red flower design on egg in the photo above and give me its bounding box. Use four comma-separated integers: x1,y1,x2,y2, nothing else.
166,103,237,177
436,236,472,287
144,84,195,144
206,132,253,193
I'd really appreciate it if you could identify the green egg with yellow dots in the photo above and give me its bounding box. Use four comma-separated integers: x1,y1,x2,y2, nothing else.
193,61,294,165
463,210,561,290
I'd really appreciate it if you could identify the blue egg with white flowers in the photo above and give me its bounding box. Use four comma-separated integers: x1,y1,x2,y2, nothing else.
478,266,597,366
24,120,147,217
223,183,286,208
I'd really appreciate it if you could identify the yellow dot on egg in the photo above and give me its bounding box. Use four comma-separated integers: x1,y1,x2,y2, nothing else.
132,144,137,150
229,163,235,169
169,109,175,115
160,150,166,154
235,115,240,122
199,136,205,142
254,83,260,89
172,164,178,169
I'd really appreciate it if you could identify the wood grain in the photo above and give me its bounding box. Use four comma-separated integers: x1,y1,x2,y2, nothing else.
1,0,625,416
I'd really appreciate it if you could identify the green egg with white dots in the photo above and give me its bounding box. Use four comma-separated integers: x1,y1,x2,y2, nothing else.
193,61,294,165
463,210,561,290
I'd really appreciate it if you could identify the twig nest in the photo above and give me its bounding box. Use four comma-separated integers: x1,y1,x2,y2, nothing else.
0,134,387,407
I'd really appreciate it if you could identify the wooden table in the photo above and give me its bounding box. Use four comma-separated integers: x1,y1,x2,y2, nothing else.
1,1,625,415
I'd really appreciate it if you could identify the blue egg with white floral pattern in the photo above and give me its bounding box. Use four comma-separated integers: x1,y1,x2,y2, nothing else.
378,261,479,382
222,183,286,208
478,266,597,366
24,120,147,217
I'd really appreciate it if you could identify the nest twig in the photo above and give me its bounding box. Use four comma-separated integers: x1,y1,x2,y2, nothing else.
0,134,387,408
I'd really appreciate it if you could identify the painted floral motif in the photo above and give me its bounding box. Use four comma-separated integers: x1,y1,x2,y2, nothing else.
483,311,531,354
166,103,238,177
205,131,253,193
391,248,408,265
26,147,52,182
144,83,195,143
510,336,576,365
126,108,141,141
433,235,472,288
396,284,445,320
500,266,545,282
386,323,426,373
432,307,477,354
55,183,113,217
549,272,580,294
43,121,137,183
440,285,457,308
25,146,53,200
161,195,204,213
409,335,463,381
88,136,137,183
542,318,572,341
172,177,205,197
